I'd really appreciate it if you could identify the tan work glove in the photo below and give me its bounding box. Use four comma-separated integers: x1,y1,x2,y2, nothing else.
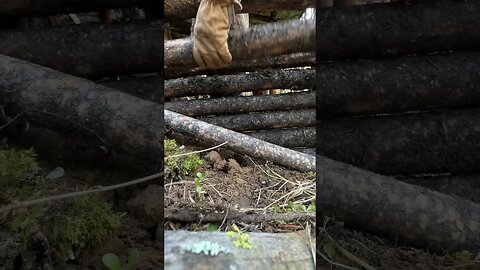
193,0,242,70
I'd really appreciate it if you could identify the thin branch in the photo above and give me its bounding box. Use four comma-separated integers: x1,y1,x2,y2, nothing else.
165,141,228,159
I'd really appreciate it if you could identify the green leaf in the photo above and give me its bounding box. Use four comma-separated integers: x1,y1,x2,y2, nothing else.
102,253,121,270
127,249,139,270
45,166,64,179
207,224,218,232
195,186,203,193
226,231,235,238
307,204,316,212
323,242,337,259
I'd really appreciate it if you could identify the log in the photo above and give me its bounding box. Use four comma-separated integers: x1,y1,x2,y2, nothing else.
0,0,157,16
166,91,315,116
166,52,315,79
296,147,315,156
317,109,480,175
164,110,315,172
164,0,314,20
247,127,315,148
164,230,315,270
0,54,164,163
317,52,480,116
316,0,480,60
317,156,480,252
165,19,315,73
201,109,315,131
401,174,480,204
100,76,163,103
165,69,315,99
0,20,163,78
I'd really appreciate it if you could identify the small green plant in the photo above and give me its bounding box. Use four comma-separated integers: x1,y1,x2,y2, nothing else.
49,195,122,260
226,224,252,250
0,148,38,187
194,171,207,201
102,248,139,270
164,139,204,175
444,250,472,263
180,155,203,175
272,202,315,213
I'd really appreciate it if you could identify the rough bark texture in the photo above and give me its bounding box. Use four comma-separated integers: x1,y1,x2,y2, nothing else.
165,110,315,172
317,157,480,252
401,174,480,204
165,19,315,73
0,54,164,164
164,0,314,20
0,20,163,78
316,0,480,60
164,230,315,270
317,52,480,116
166,52,315,79
166,91,315,116
165,69,315,98
202,109,315,131
318,109,480,175
0,0,156,16
100,76,163,103
248,127,315,148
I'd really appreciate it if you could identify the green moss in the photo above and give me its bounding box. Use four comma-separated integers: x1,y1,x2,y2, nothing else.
0,148,38,188
180,155,203,175
48,195,122,260
164,139,203,176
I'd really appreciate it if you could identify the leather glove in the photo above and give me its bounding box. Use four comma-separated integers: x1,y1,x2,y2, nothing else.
193,0,242,70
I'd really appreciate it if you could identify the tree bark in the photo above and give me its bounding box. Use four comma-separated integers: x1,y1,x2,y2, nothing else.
0,20,163,78
0,54,164,164
317,52,480,116
248,127,315,148
100,76,164,103
0,0,156,16
317,157,480,252
317,109,480,175
166,91,315,116
164,110,315,172
202,109,315,131
316,0,480,60
165,19,315,73
166,52,315,79
164,0,314,20
164,230,315,270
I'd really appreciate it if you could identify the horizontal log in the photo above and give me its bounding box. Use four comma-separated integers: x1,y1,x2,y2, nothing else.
247,127,315,148
317,156,480,252
0,54,164,163
316,0,480,60
318,109,480,175
164,0,314,20
0,0,157,16
164,230,315,269
296,148,315,156
401,174,480,204
165,69,315,99
0,20,163,78
166,91,315,116
165,19,315,73
165,110,315,172
166,52,315,79
201,109,315,131
100,76,163,103
317,52,480,116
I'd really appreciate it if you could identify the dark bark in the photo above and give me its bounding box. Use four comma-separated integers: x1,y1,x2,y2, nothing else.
165,69,314,99
164,230,315,270
0,0,157,16
316,0,480,60
401,174,480,205
0,20,163,78
100,76,163,103
202,109,315,131
317,109,480,175
164,0,314,20
0,54,164,164
317,157,480,252
166,52,315,79
248,127,315,148
165,19,315,73
164,110,315,172
166,91,314,116
317,52,480,116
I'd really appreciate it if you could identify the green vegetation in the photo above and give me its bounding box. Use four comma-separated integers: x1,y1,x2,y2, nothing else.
102,249,139,270
164,139,203,176
226,224,252,250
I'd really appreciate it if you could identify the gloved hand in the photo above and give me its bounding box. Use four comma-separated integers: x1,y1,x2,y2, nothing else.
193,0,242,70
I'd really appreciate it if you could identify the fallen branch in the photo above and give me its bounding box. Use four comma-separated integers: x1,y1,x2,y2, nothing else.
165,110,315,172
165,69,315,98
164,208,314,223
202,109,315,131
248,127,315,148
165,19,315,73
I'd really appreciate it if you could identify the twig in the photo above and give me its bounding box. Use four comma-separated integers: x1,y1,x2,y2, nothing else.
0,172,163,212
165,141,228,159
